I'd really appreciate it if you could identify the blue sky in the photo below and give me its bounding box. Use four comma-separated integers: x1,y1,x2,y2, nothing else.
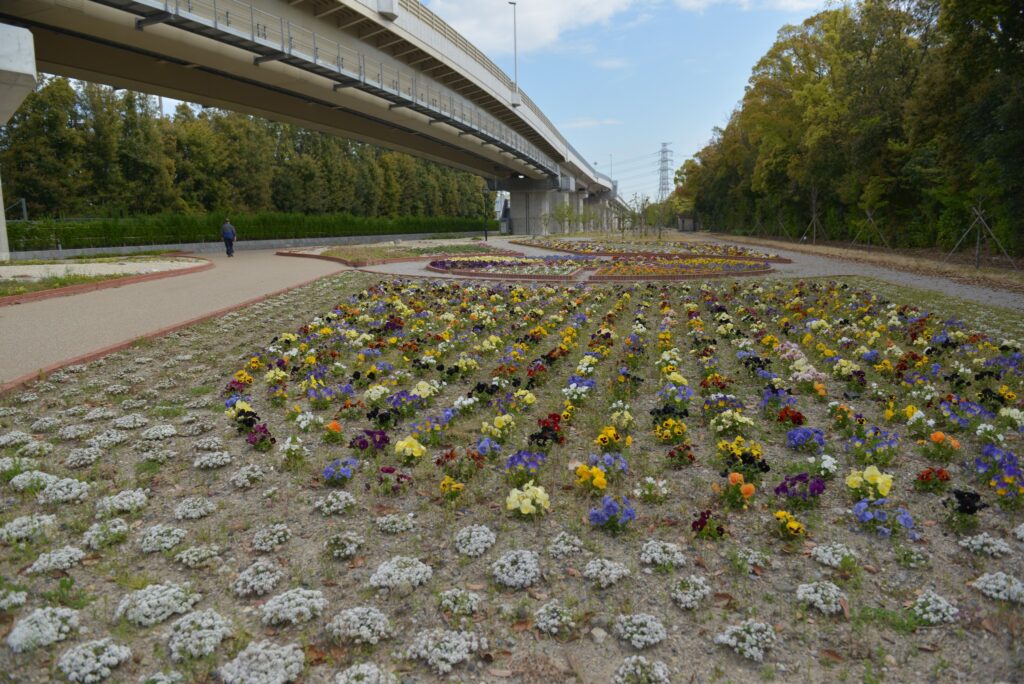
426,0,826,199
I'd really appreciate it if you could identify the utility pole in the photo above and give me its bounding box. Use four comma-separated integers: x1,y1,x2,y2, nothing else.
657,143,673,203
508,2,520,107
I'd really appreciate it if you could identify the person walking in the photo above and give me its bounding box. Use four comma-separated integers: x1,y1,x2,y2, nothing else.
221,218,237,257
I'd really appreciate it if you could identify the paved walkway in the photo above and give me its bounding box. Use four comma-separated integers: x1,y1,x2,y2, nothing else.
0,250,346,385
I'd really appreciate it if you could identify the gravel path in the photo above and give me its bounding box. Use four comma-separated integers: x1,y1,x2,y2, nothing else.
0,257,203,281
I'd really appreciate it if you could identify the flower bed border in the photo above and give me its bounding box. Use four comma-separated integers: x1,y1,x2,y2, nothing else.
589,266,774,282
0,254,213,308
276,249,522,268
508,240,791,263
423,264,585,282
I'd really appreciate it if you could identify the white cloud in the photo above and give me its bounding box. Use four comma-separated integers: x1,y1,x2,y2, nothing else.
594,57,630,69
674,0,823,10
424,0,640,55
561,117,622,129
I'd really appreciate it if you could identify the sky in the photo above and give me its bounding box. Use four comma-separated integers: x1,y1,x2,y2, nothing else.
425,0,827,200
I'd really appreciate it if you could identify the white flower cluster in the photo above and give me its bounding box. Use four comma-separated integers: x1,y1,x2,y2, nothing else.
734,547,770,573
57,638,131,683
193,451,233,469
229,464,267,489
810,542,858,568
28,545,85,574
438,589,481,616
714,620,777,662
141,424,177,440
584,558,631,589
174,497,216,520
959,533,1013,557
233,559,283,597
671,575,711,610
7,607,79,652
67,446,101,466
115,582,201,627
796,581,846,615
369,556,433,591
9,469,56,492
327,606,391,644
174,545,221,569
86,428,127,449
17,440,53,458
375,513,414,534
404,629,486,674
0,588,27,611
639,540,687,569
492,550,540,589
138,524,186,553
31,416,59,431
0,456,35,476
166,610,231,661
1016,522,1024,542
83,518,128,549
912,590,958,624
37,477,91,505
219,641,305,684
614,614,666,649
193,436,223,451
534,600,574,635
334,663,397,684
547,531,583,559
632,477,669,503
314,490,356,516
613,656,671,684
252,524,291,552
453,524,496,557
95,488,148,517
139,672,184,684
260,588,327,626
971,572,1024,604
112,413,147,429
58,424,93,441
326,531,364,560
0,430,32,447
0,513,57,543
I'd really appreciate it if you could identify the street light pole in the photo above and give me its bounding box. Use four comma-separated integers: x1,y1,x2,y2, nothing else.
508,1,520,107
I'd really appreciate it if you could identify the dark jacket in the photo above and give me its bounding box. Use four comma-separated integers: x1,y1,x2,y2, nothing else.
221,221,237,240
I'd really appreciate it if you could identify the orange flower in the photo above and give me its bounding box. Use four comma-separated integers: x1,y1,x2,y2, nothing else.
740,483,756,499
949,437,961,450
326,420,342,433
930,431,945,444
728,472,744,486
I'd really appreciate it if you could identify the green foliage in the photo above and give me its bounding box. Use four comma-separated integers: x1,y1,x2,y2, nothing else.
676,0,1024,256
42,577,96,609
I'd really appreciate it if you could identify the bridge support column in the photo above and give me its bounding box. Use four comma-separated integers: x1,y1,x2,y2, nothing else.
0,25,37,262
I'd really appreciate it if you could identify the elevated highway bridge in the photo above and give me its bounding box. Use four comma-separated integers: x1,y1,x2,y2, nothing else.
0,0,624,256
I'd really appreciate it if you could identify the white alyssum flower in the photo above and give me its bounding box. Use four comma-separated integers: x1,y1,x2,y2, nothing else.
174,544,221,569
58,424,93,441
1015,522,1024,543
95,488,148,517
671,575,712,610
369,556,433,591
313,490,356,516
0,456,36,477
17,440,53,458
534,600,574,635
82,518,128,550
229,464,267,489
9,469,58,492
138,524,186,553
796,581,846,615
192,451,232,469
547,531,583,559
141,424,177,440
115,582,201,627
971,572,1024,604
613,655,671,684
138,672,184,684
27,545,85,574
111,413,147,429
87,429,128,449
912,590,958,624
327,607,391,644
614,614,666,649
233,559,283,597
7,607,79,652
491,550,540,589
639,540,687,569
959,533,1013,558
438,589,481,616
810,542,857,568
0,430,32,448
453,524,496,557
0,589,27,611
734,547,771,573
251,524,291,552
57,638,131,683
334,663,397,684
260,588,327,626
166,610,231,661
375,513,414,534
37,477,91,505
404,629,486,675
0,514,57,543
174,497,216,520
584,558,630,588
219,641,305,684
326,531,364,560
714,620,776,662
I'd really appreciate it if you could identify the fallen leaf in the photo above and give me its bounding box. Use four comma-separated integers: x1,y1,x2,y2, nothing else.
839,597,850,620
527,589,547,601
820,648,844,663
466,583,486,591
348,556,365,569
512,620,531,632
863,564,879,574
304,644,327,666
922,519,937,527
487,669,513,678
751,565,764,576
694,555,706,569
980,618,998,635
566,567,581,577
322,579,338,587
917,644,940,653
713,592,735,607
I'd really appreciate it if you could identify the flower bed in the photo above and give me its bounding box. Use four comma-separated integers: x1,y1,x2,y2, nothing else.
511,237,791,262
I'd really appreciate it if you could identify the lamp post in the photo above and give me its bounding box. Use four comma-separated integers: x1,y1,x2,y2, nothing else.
508,1,520,107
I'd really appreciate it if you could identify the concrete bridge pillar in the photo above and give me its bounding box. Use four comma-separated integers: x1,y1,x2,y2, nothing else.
509,189,552,236
0,25,38,262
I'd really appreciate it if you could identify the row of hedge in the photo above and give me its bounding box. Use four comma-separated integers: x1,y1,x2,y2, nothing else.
7,213,497,251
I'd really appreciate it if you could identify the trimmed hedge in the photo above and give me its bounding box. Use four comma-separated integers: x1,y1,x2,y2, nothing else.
7,213,496,251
